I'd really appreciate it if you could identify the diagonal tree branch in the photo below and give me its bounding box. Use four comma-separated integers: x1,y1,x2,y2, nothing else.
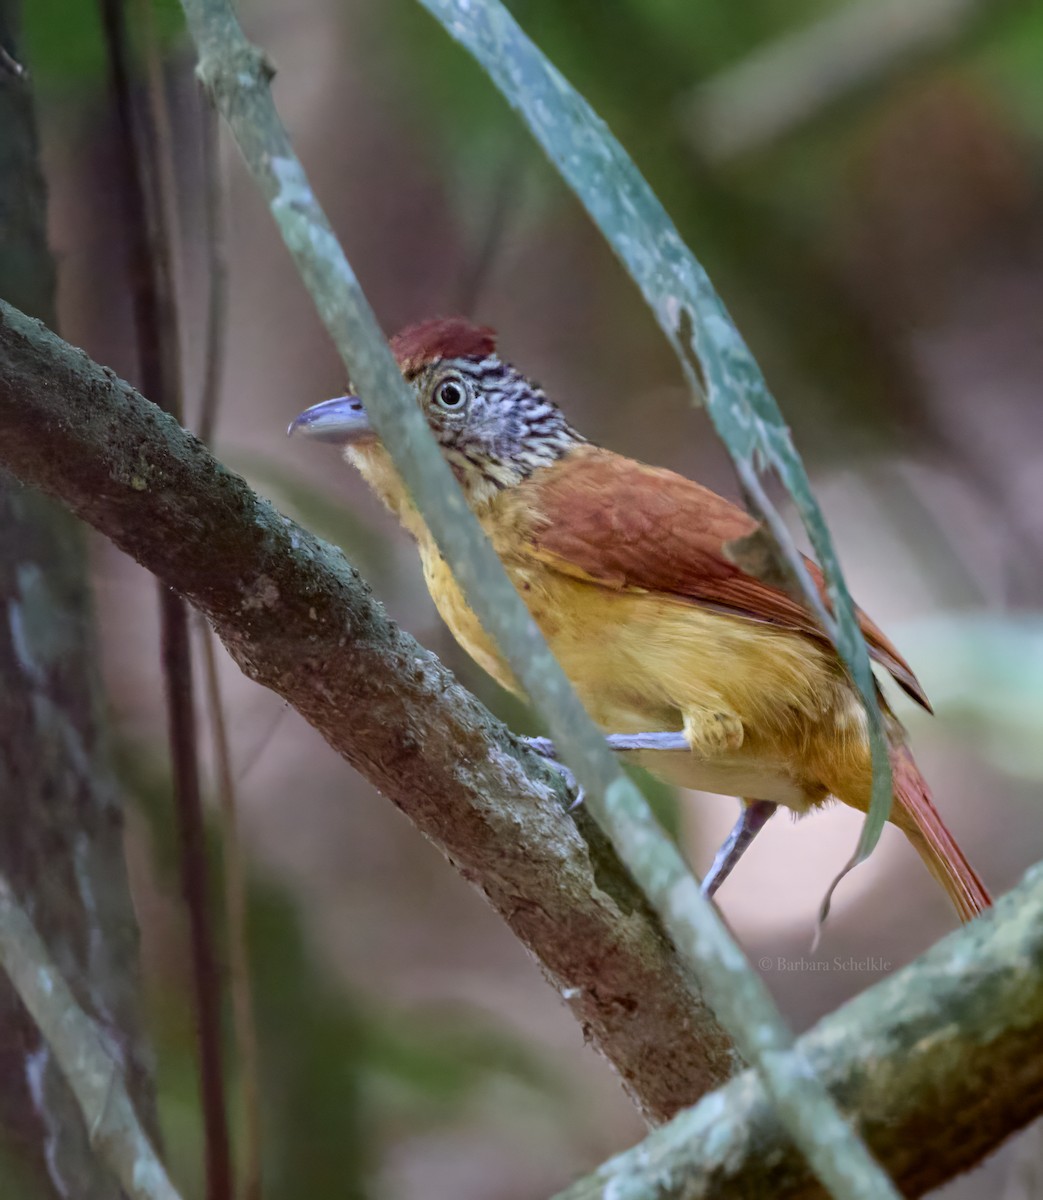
0,297,736,1124
555,861,1043,1200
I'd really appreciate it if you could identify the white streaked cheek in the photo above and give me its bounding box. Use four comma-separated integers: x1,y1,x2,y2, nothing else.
484,460,522,488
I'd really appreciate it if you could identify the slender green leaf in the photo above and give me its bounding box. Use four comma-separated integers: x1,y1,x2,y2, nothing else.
416,0,893,879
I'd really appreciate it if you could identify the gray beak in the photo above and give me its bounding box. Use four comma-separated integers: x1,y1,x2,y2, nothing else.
287,395,375,445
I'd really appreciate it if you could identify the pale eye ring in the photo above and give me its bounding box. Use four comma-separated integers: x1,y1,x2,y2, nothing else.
434,378,467,411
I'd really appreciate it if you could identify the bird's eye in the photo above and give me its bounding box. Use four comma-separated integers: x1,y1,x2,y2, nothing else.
434,378,466,411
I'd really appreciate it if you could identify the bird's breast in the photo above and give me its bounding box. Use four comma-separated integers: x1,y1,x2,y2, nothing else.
420,542,522,693
417,531,857,812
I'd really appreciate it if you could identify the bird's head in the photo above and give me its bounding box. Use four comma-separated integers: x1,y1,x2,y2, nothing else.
288,318,582,516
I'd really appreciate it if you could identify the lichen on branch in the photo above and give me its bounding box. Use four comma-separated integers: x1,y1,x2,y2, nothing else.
557,863,1043,1200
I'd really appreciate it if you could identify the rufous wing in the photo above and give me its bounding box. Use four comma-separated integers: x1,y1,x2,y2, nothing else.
523,445,931,711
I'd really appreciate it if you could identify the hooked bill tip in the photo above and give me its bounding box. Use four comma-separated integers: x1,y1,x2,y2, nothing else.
287,395,373,445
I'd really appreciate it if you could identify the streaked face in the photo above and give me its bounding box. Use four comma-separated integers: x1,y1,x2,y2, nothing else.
408,355,580,493
290,353,581,504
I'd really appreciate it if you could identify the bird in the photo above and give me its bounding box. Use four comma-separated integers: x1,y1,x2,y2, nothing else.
289,316,990,923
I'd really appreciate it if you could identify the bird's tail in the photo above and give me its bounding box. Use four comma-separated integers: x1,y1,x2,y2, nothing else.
890,742,991,922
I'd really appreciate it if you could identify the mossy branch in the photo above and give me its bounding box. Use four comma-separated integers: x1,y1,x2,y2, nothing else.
557,863,1043,1200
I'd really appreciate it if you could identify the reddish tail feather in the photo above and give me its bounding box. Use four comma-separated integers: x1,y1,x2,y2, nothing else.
891,743,991,921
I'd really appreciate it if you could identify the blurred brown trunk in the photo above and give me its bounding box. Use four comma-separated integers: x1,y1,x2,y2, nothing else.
0,3,159,1196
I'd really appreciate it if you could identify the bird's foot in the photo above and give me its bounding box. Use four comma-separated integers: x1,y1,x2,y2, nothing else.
701,799,777,898
525,735,774,898
522,735,558,760
524,731,694,809
521,736,585,810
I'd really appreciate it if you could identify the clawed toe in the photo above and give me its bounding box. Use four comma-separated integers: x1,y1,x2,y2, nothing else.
522,735,558,760
521,736,584,808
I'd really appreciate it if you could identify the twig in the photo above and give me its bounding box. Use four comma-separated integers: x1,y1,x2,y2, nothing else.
453,152,523,319
196,94,229,446
177,3,898,1196
161,593,231,1200
190,66,256,1195
0,299,738,1122
556,862,1043,1200
96,2,232,1196
234,701,289,787
134,0,185,355
200,625,263,1200
0,875,183,1200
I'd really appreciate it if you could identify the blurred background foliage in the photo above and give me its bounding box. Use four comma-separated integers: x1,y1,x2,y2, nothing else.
10,0,1043,1197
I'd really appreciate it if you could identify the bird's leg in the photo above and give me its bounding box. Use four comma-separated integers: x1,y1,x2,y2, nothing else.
606,707,743,758
525,733,775,892
523,712,743,811
525,696,744,766
701,799,777,898
603,732,689,753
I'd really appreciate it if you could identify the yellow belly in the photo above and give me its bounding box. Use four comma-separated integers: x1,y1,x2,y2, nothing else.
420,540,866,810
620,746,809,806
